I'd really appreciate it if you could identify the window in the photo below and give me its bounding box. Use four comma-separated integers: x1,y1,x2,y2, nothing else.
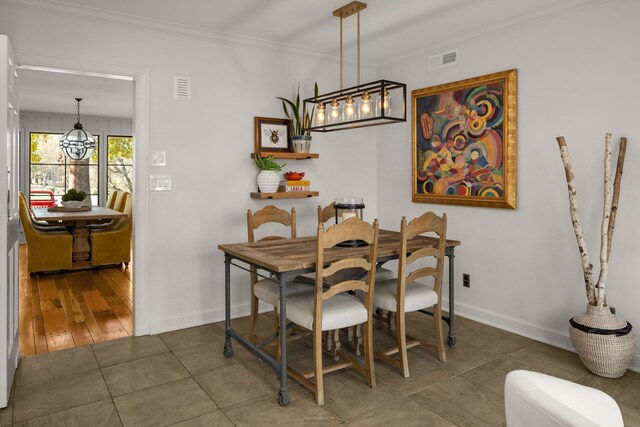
29,132,99,205
107,135,133,198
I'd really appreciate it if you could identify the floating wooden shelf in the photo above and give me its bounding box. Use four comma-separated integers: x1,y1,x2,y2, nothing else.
251,191,319,199
251,152,319,160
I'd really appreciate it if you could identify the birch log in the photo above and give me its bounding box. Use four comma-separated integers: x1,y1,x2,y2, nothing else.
595,133,613,307
606,137,628,261
556,136,596,304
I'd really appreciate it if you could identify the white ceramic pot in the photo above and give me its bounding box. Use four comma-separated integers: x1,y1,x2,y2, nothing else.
257,170,280,193
61,200,83,208
291,135,312,153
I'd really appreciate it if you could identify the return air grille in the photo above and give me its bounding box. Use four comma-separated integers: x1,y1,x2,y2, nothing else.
428,49,459,71
174,76,191,100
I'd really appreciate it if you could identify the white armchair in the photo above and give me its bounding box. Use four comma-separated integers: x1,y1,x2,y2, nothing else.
504,370,623,427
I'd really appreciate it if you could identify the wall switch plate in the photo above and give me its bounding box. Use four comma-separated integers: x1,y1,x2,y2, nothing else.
152,151,167,166
150,175,171,191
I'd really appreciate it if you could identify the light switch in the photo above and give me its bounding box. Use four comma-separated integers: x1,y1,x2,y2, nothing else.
152,151,167,166
150,175,171,191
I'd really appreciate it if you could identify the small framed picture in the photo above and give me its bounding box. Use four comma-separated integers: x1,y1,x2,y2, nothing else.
254,117,292,153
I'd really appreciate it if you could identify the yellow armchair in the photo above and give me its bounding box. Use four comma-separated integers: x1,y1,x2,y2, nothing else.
114,191,130,213
19,192,73,274
106,190,119,209
91,195,132,267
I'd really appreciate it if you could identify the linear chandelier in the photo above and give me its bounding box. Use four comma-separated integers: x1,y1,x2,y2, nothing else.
303,1,406,132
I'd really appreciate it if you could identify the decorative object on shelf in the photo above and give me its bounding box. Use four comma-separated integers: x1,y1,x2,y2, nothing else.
255,155,285,193
285,171,305,181
556,134,635,378
412,69,517,209
60,188,88,208
254,117,292,153
334,197,366,246
277,83,318,153
303,2,406,132
60,98,97,161
279,180,310,192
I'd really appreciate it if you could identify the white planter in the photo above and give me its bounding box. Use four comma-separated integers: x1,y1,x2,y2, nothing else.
257,170,280,193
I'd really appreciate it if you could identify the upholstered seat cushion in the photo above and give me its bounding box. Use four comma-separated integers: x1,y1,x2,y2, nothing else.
302,266,395,285
253,278,313,307
374,279,438,313
286,292,367,331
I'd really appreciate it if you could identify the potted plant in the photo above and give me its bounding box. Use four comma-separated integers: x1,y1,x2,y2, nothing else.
277,82,318,153
556,133,636,378
255,155,285,193
61,188,88,208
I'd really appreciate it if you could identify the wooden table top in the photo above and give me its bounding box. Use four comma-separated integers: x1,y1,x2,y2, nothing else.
32,206,127,222
219,229,461,273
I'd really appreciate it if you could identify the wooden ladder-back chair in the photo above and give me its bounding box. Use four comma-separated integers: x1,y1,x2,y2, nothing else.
374,211,447,378
316,203,395,285
285,217,379,406
247,205,311,346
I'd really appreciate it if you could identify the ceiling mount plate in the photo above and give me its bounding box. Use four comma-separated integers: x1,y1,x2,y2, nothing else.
333,1,367,18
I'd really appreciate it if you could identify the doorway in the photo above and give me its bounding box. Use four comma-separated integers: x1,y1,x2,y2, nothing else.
18,68,135,355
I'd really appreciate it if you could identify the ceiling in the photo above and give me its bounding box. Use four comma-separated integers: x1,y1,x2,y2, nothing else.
19,69,133,118
44,0,599,61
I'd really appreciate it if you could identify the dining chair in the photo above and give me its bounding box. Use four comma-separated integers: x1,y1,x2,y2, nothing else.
316,202,394,283
114,191,130,212
246,205,311,347
373,211,447,378
106,190,119,209
91,195,132,267
18,191,73,274
285,216,379,406
19,192,66,232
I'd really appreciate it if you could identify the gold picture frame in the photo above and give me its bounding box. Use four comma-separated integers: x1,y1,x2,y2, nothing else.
412,69,517,209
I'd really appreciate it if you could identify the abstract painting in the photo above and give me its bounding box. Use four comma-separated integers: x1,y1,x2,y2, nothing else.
412,69,517,208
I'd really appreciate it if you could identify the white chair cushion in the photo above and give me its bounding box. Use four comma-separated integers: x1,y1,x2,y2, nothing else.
505,370,623,427
301,266,395,285
253,278,313,307
286,292,367,331
373,279,438,313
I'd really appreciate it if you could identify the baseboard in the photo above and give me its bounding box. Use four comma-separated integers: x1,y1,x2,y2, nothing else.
446,299,640,374
148,301,271,335
149,298,639,373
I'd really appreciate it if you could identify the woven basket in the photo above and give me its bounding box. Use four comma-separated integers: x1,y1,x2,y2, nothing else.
570,304,636,378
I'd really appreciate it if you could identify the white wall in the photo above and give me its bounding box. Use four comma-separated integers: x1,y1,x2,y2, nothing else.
377,0,640,371
0,3,379,333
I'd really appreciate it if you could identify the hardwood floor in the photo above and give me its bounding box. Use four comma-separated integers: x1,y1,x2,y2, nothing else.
18,244,133,356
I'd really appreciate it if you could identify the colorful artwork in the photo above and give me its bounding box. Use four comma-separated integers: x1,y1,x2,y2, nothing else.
412,70,517,209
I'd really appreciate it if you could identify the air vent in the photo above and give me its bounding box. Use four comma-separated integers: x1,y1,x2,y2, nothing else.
428,49,459,71
174,76,191,100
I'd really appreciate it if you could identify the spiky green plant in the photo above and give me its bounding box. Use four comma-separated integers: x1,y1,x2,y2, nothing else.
276,82,319,136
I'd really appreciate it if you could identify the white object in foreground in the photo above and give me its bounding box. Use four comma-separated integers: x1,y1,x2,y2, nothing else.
504,370,623,427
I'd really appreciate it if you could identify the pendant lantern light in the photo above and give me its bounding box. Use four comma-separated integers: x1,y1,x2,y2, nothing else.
60,98,96,161
303,1,406,132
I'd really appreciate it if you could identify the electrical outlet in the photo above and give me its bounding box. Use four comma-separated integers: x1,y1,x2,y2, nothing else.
463,273,470,288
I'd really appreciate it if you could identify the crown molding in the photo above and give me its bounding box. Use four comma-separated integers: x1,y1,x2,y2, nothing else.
0,0,376,68
377,0,611,68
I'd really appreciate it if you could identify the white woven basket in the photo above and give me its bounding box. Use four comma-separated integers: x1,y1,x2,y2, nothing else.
570,304,636,378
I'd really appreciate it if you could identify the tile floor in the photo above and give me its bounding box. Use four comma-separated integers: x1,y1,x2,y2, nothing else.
1,312,638,426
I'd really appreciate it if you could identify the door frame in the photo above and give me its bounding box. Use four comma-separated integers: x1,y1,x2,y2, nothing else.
18,52,150,335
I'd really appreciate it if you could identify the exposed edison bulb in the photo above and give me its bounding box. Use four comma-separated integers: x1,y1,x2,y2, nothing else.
315,102,325,125
329,98,340,124
360,91,371,118
377,89,391,116
344,95,355,120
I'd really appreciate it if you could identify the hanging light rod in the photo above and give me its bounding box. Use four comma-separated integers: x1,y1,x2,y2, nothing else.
303,1,406,133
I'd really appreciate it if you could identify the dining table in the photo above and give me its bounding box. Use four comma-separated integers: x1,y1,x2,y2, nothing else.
218,229,461,406
32,206,127,268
